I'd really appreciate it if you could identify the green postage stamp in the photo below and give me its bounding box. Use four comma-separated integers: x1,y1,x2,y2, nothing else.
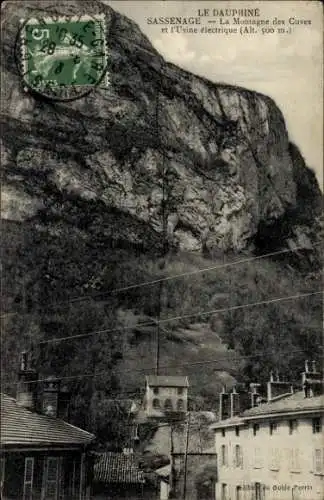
20,14,108,98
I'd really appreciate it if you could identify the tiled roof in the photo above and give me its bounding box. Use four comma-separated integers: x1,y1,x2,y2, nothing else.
146,375,189,388
1,393,95,446
94,452,145,484
243,391,324,418
210,416,245,430
210,392,324,429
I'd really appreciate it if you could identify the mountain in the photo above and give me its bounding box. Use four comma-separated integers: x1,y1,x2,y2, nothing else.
1,0,322,444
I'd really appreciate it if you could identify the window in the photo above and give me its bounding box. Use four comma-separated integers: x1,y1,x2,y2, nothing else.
220,445,228,467
23,457,34,500
221,428,226,437
177,399,184,411
153,387,159,395
44,457,59,499
290,449,300,471
235,426,240,437
234,445,243,468
269,422,278,435
270,448,281,470
221,483,228,500
253,423,260,436
254,447,263,468
177,387,184,395
312,417,322,434
236,485,242,500
153,398,160,409
289,419,298,435
314,449,324,474
164,398,173,410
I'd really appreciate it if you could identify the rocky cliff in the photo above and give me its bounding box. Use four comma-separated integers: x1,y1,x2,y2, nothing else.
2,0,321,256
1,1,322,435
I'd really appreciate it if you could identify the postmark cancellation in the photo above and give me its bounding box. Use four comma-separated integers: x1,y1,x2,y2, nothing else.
19,14,109,100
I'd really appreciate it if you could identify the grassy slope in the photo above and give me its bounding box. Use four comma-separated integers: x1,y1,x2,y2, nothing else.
2,220,321,402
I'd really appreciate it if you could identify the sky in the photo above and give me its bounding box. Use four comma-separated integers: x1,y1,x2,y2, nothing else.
105,1,323,188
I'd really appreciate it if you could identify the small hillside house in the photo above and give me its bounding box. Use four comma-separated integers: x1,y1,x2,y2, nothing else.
0,353,95,499
144,376,189,417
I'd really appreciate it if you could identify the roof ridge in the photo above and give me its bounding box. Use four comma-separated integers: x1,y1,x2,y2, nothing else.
58,418,95,438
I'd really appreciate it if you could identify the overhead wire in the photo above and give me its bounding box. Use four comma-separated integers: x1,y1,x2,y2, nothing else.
33,290,323,346
0,242,320,320
7,346,313,386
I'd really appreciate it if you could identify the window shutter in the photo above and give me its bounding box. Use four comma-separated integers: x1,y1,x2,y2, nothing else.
58,457,64,499
43,457,59,500
0,457,5,489
314,449,322,473
23,457,34,500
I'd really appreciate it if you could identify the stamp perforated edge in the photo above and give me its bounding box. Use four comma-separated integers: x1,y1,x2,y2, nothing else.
19,13,110,91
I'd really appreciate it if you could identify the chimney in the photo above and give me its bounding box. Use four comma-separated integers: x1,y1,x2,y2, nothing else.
230,386,241,417
249,383,261,407
302,360,323,398
16,351,38,410
41,376,61,417
57,387,71,420
267,371,294,402
219,386,231,420
303,379,310,398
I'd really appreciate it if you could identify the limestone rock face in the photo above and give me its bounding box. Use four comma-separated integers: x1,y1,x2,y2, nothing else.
1,0,321,254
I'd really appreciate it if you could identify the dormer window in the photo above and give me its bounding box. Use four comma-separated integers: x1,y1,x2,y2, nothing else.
312,417,322,434
253,424,260,436
289,419,298,435
269,422,278,435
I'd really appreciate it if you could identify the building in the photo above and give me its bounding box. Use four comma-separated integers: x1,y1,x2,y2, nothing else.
144,376,189,417
92,451,156,499
210,361,324,500
151,411,217,499
0,353,95,499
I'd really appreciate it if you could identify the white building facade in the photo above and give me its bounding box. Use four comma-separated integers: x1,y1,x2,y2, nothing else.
211,363,324,500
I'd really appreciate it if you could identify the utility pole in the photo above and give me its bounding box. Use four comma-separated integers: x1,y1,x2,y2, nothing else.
170,422,175,497
155,61,168,377
182,412,190,500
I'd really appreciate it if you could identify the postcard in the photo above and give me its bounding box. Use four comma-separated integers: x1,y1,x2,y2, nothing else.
1,1,323,499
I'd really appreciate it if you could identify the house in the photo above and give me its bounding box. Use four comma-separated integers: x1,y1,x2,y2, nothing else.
150,412,217,499
0,352,95,499
210,361,324,500
144,376,189,417
92,450,156,499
